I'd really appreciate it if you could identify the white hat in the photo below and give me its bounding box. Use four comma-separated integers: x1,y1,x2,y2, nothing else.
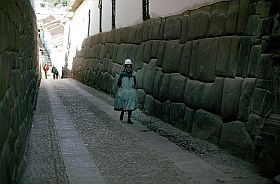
124,59,132,65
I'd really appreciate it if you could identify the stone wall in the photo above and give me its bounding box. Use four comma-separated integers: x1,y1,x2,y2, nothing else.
0,0,40,183
72,0,277,163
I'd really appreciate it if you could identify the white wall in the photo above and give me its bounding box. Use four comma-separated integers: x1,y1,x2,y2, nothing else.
67,0,92,69
150,0,228,18
89,0,100,35
102,0,112,32
115,0,142,28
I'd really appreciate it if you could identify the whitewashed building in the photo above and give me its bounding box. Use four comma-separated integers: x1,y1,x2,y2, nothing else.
64,0,227,69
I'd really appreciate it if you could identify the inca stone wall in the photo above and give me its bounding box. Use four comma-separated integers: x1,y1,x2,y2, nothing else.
0,1,40,183
72,0,278,163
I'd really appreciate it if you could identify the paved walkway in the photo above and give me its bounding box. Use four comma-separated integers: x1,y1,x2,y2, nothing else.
20,78,272,184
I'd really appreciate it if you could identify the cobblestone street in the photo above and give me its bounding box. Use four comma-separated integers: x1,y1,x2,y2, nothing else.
20,79,272,184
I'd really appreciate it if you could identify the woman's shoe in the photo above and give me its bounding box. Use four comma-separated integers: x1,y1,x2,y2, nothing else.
127,120,133,124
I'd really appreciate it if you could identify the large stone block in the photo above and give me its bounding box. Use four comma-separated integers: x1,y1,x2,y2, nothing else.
162,40,183,73
144,94,155,116
107,29,116,43
247,45,261,77
143,59,157,95
112,75,118,95
10,70,19,100
221,77,243,120
153,68,163,99
168,73,187,102
247,15,262,36
196,38,218,82
202,77,224,114
256,54,273,80
142,19,152,42
136,63,147,89
215,37,232,77
180,41,192,77
225,0,239,34
227,37,240,77
124,44,132,61
129,45,138,65
236,36,252,77
237,0,249,34
260,17,273,37
0,12,6,52
101,32,108,44
246,113,265,138
251,88,273,117
162,100,171,122
0,53,11,96
256,79,272,90
111,43,119,61
137,89,146,110
163,14,183,40
208,2,228,37
143,41,152,63
192,109,223,145
116,44,126,65
120,27,129,43
111,63,122,77
180,13,190,44
154,100,162,119
220,121,255,161
150,18,164,40
256,1,270,18
156,41,166,67
135,43,144,70
184,106,195,133
128,26,137,44
0,141,9,184
151,40,160,59
158,74,170,102
189,40,199,80
106,74,115,94
184,79,204,109
114,29,122,44
187,7,211,40
135,23,144,44
0,108,9,154
170,103,185,130
238,78,256,121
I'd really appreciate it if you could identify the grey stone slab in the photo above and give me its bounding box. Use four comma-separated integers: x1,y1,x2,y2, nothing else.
168,74,186,102
162,40,183,73
192,109,223,145
225,0,239,34
208,2,228,37
163,14,183,40
187,7,211,40
220,121,255,162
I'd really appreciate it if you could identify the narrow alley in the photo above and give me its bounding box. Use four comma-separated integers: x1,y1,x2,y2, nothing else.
2,0,280,183
19,78,271,184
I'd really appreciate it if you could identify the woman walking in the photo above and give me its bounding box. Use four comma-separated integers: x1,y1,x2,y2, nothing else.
114,59,138,124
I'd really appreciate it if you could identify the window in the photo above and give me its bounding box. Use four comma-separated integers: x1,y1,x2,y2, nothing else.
98,0,102,32
88,9,91,36
143,0,150,21
112,0,116,29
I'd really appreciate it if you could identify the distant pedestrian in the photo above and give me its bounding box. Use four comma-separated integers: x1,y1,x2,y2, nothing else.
113,59,138,124
51,66,58,79
55,70,59,79
43,63,49,79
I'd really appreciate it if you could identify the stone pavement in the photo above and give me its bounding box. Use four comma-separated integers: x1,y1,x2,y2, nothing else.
20,78,272,184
